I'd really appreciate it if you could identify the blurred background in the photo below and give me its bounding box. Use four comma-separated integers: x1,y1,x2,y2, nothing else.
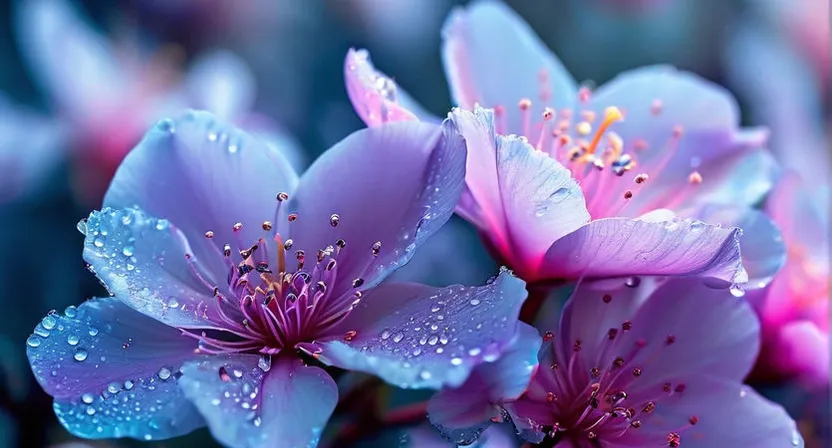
0,0,828,447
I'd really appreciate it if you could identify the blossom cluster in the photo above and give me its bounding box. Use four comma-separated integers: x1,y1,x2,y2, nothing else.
23,1,827,447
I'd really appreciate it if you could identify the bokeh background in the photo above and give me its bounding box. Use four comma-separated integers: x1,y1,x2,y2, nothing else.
0,0,828,447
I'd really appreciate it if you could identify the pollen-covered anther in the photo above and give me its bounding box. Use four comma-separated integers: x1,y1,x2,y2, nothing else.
688,171,703,185
543,108,555,121
573,340,582,352
634,173,649,184
547,391,557,402
622,321,632,331
276,192,290,202
688,415,699,425
284,239,294,250
262,221,272,231
602,294,612,303
204,231,214,239
335,239,346,249
518,98,532,110
651,99,663,115
343,330,357,341
632,366,643,377
543,331,555,342
352,278,365,288
667,432,681,447
576,121,592,136
288,213,299,222
371,241,382,256
233,222,243,232
329,214,340,227
623,190,633,200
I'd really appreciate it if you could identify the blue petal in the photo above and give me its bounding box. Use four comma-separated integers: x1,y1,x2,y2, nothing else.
317,268,528,389
103,110,299,284
179,355,338,448
288,121,467,296
427,323,540,445
441,0,577,136
27,298,204,440
685,204,786,289
82,207,221,328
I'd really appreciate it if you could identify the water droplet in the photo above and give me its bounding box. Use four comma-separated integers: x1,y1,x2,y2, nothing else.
468,348,481,356
156,118,175,133
88,327,99,337
122,246,135,257
76,219,88,235
86,406,96,415
34,327,50,337
419,370,432,380
624,277,641,288
392,332,404,343
26,335,41,348
428,335,439,346
93,237,105,248
469,298,481,306
451,357,463,366
380,329,391,340
258,355,272,372
430,305,441,313
124,380,135,390
64,306,77,318
67,335,80,346
73,348,88,362
81,393,94,404
158,367,172,380
107,382,121,394
42,315,57,330
730,284,745,298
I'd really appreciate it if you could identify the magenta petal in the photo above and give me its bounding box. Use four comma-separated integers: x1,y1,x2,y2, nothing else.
27,298,204,440
618,377,802,448
288,121,466,296
345,48,436,126
778,321,830,385
441,1,577,136
539,217,746,284
317,269,527,389
104,110,299,283
447,107,589,275
82,207,222,328
179,355,338,448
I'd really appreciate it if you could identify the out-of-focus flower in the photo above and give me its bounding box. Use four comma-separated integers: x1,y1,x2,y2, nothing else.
27,111,530,447
0,93,65,202
405,423,519,447
345,1,780,286
432,277,803,446
14,0,304,203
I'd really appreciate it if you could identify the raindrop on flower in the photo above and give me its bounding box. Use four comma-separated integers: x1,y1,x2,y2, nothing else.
73,348,88,362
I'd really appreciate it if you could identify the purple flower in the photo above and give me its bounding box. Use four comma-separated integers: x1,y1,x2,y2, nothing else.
344,1,771,285
26,111,530,447
429,278,803,447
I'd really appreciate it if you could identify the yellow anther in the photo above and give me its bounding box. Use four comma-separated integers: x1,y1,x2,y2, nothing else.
586,107,624,155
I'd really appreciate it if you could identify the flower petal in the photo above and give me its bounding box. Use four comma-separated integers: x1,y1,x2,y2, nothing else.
27,298,204,440
561,278,760,387
684,204,786,289
427,323,540,445
446,107,589,276
104,110,299,283
345,48,437,126
179,355,337,448
539,217,746,284
185,50,256,122
317,269,528,389
288,121,466,295
14,0,127,117
617,377,802,448
82,207,223,328
441,1,577,136
586,65,775,216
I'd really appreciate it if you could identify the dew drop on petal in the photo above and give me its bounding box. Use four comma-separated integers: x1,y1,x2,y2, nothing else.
42,315,56,330
26,335,41,348
73,348,88,362
67,334,80,346
81,393,94,404
158,367,172,380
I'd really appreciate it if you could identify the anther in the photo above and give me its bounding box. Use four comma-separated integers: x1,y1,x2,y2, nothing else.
518,98,532,110
667,432,681,447
688,415,699,425
630,420,642,428
276,192,289,202
317,250,326,263
642,401,656,413
634,173,649,184
204,231,214,238
602,294,612,303
223,244,232,257
335,239,346,249
688,171,703,185
233,223,243,232
674,384,686,393
326,259,336,271
651,99,663,115
586,107,623,155
622,321,632,331
352,278,365,288
613,357,625,368
371,241,381,256
543,108,554,121
576,121,592,136
573,340,582,351
546,391,557,402
284,239,293,250
590,367,600,378
608,328,619,340
330,214,340,227
663,383,672,393
343,330,357,342
623,190,633,199
543,331,554,342
288,214,298,222
665,335,676,345
632,367,643,377
262,221,272,231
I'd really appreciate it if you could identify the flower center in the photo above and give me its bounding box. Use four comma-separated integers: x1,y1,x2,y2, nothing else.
180,193,378,357
536,294,698,446
491,73,700,218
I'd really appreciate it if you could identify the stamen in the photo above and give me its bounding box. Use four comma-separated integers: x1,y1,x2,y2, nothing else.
519,98,532,138
586,107,624,155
